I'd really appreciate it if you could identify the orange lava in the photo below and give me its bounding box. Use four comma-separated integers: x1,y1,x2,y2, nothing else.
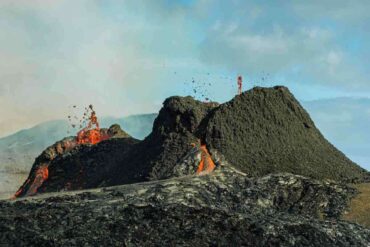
77,128,107,145
196,144,216,174
26,165,49,196
12,166,49,198
76,108,108,145
11,179,30,199
12,106,106,199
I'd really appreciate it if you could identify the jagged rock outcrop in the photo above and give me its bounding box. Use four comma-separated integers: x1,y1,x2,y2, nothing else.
136,96,218,180
1,169,369,246
106,124,131,138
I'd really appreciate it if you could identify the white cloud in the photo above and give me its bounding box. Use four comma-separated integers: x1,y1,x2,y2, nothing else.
197,1,370,90
1,0,370,136
231,34,288,54
326,51,342,66
292,0,370,23
0,0,191,136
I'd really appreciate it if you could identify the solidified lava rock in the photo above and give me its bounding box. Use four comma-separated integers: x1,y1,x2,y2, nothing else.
1,170,369,246
142,86,368,183
139,96,218,180
38,137,139,193
15,125,135,197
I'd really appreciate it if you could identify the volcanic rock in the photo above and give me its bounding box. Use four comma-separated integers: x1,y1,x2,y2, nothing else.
201,86,368,182
15,125,134,197
32,97,217,194
38,137,139,193
141,87,368,183
15,86,369,198
139,96,218,180
1,169,369,246
107,124,130,138
172,145,202,177
5,87,370,245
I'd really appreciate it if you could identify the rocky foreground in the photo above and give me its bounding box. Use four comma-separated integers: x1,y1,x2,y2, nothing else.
1,167,369,246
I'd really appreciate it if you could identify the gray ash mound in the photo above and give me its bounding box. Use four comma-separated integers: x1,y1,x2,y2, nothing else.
15,86,368,198
138,86,368,183
202,86,369,182
1,170,369,246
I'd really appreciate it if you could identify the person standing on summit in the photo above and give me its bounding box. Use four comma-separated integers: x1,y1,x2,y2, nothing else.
237,75,243,95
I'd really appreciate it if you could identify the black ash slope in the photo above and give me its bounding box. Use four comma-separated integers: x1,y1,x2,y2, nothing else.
202,86,368,182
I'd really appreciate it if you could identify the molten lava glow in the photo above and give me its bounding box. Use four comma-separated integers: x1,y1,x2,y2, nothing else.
13,106,107,198
13,164,50,198
12,179,30,199
26,165,49,196
76,108,108,145
196,144,216,174
77,129,108,145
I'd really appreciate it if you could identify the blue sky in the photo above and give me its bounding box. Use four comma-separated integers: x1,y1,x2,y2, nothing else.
1,0,370,137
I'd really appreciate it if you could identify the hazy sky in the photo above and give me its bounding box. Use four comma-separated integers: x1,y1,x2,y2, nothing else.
1,0,370,137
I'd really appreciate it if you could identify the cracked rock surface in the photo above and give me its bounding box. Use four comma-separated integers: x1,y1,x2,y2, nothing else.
1,169,369,246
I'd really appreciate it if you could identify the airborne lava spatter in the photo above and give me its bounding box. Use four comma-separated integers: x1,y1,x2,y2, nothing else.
76,107,109,145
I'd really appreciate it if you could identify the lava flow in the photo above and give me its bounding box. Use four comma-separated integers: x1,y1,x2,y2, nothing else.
12,106,109,199
12,179,30,199
76,107,109,145
196,142,216,174
13,165,49,198
26,165,49,196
